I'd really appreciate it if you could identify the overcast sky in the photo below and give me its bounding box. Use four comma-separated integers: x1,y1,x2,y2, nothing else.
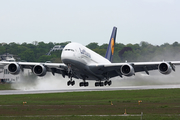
0,0,180,46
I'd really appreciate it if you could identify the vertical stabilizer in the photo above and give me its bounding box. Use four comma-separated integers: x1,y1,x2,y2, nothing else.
105,27,117,62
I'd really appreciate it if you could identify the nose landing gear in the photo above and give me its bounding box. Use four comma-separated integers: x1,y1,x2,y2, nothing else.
67,64,75,86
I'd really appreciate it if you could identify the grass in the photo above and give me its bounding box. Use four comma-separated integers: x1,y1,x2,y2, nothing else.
0,83,14,90
0,116,145,120
0,115,180,120
0,86,180,119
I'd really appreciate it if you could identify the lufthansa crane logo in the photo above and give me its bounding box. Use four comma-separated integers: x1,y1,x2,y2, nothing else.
111,38,115,55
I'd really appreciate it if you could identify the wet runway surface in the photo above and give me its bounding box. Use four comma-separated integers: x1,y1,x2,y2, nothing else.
1,84,180,95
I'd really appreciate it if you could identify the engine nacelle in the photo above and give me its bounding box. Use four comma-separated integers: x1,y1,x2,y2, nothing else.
158,62,172,75
8,63,20,75
121,64,135,76
33,64,47,76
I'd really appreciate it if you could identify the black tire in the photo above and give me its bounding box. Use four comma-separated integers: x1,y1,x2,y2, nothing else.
67,81,71,86
104,81,108,86
95,82,99,87
108,81,112,86
79,82,84,87
84,82,89,87
100,82,104,86
71,81,75,86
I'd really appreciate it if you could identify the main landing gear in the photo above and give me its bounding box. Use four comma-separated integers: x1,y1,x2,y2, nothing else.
104,80,112,86
95,73,112,87
79,77,89,87
67,79,75,86
79,82,89,87
95,80,112,87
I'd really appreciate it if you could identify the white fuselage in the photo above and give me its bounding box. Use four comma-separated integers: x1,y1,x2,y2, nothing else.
61,42,111,80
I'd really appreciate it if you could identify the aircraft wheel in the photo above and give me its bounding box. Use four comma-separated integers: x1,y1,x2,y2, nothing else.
100,82,104,87
79,82,84,87
72,81,75,86
84,82,89,87
108,80,112,86
67,81,71,86
95,82,99,87
104,81,108,86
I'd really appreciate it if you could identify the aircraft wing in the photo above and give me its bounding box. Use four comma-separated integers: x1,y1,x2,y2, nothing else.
88,61,180,78
0,61,69,77
2,60,180,80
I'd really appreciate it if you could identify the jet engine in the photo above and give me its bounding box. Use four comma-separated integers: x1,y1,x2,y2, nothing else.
121,64,135,76
33,64,47,76
158,62,172,74
8,63,21,75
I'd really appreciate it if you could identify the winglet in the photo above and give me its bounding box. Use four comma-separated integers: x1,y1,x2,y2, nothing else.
105,27,117,62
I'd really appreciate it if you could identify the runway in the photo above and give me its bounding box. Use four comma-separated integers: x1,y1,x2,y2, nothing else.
1,84,180,95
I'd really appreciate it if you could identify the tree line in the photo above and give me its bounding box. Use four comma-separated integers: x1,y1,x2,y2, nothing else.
0,41,180,63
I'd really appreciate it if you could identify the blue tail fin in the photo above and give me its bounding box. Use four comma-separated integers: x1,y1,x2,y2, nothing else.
105,27,117,62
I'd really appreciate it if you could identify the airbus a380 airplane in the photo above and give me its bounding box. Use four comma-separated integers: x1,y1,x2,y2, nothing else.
2,27,180,87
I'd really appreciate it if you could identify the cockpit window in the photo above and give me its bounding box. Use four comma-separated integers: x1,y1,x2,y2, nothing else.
64,49,74,52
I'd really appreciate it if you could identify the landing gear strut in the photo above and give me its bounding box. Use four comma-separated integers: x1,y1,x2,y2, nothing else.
67,64,75,86
67,76,75,86
97,72,112,87
79,77,89,87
